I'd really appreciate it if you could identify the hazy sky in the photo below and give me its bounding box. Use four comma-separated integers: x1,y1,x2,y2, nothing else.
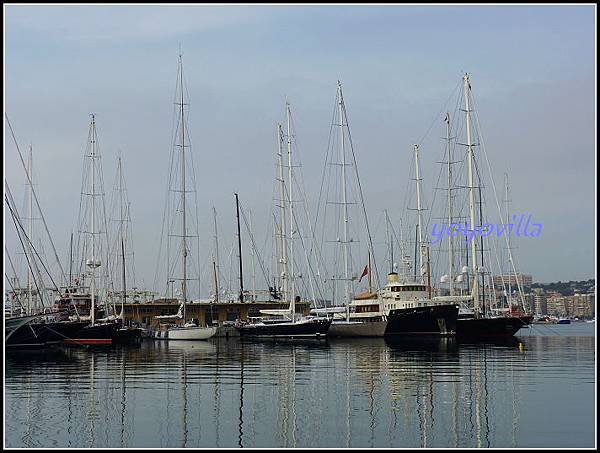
4,4,596,296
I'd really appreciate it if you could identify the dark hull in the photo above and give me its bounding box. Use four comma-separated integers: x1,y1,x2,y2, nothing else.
6,321,89,349
64,322,120,346
457,316,529,339
113,327,143,345
236,318,331,338
385,304,458,336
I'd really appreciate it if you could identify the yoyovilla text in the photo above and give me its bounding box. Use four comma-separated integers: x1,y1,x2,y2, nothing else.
430,214,542,244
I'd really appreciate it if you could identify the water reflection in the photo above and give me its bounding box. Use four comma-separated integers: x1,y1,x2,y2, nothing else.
4,325,596,448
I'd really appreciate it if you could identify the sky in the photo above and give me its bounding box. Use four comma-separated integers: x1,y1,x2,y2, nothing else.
4,4,596,298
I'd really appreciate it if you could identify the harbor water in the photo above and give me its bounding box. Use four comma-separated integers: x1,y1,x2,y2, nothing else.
4,323,595,448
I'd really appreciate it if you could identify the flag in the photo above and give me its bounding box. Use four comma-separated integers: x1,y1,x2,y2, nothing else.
358,265,368,282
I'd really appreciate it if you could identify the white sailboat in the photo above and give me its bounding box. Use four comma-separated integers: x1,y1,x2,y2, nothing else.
157,53,216,341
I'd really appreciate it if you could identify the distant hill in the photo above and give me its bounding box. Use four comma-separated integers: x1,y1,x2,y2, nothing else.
531,279,595,296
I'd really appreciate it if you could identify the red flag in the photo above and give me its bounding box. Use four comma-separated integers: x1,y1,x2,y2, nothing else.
358,265,368,282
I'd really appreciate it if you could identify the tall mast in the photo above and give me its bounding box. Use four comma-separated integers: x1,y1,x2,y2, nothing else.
121,237,126,319
414,144,425,284
478,184,486,316
463,73,479,313
250,209,256,302
276,123,288,305
504,173,512,307
90,115,97,326
286,102,295,322
178,53,188,322
118,157,127,319
338,82,351,323
69,231,73,287
426,245,432,299
398,218,407,279
27,145,33,314
213,207,220,303
235,193,244,303
367,247,372,293
385,209,392,273
414,224,418,282
445,113,455,295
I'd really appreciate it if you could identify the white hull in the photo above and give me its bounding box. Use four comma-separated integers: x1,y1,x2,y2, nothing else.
328,320,387,337
166,326,217,340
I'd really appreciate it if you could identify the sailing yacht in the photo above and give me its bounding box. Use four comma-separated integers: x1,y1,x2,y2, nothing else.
451,73,532,339
106,157,143,343
154,53,216,341
309,82,388,338
235,103,331,338
61,114,122,346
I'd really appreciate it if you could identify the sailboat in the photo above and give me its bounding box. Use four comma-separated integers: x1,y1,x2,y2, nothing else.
108,158,143,343
452,73,532,339
155,53,216,341
62,114,121,346
235,103,331,338
307,82,387,337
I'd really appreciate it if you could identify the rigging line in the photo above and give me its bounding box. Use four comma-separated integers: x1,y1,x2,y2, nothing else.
341,93,380,288
239,203,271,292
290,199,327,303
417,79,463,147
97,150,117,306
75,120,103,286
286,116,328,303
6,193,50,307
6,244,25,288
6,191,66,300
5,272,25,306
312,88,339,245
5,113,68,285
470,90,527,311
153,88,182,296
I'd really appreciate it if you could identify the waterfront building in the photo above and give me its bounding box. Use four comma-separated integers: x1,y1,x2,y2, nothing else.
532,289,547,316
570,293,595,318
120,298,311,330
546,292,568,316
492,273,533,291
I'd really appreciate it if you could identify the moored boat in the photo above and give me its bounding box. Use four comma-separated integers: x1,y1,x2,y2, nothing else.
457,315,529,339
7,318,89,348
236,316,331,338
379,272,459,336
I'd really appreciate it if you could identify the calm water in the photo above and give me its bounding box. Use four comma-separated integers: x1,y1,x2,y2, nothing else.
4,323,596,448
